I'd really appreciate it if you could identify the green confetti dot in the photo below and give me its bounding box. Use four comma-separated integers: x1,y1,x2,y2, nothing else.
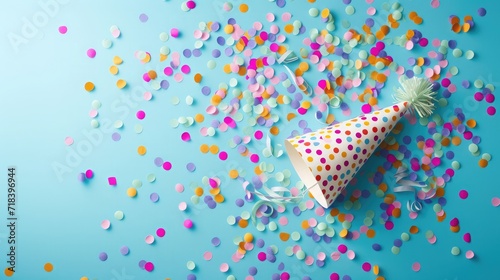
465,50,475,60
268,221,278,231
296,250,306,260
227,216,236,225
468,143,479,153
345,5,355,15
452,161,461,170
207,60,216,69
482,153,492,161
474,79,484,89
401,232,410,241
425,230,434,239
285,246,294,256
309,8,319,17
291,232,301,241
451,246,461,256
391,246,400,254
186,260,196,270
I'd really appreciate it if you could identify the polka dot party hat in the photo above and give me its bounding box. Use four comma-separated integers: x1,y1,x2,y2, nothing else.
285,77,437,208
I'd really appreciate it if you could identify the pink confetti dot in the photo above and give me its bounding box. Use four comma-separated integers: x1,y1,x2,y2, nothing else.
181,132,191,142
87,48,96,58
156,228,166,237
220,263,229,272
362,262,372,272
144,262,154,272
491,197,500,207
384,221,394,230
58,26,67,34
184,219,194,229
459,190,468,199
136,110,146,120
465,250,475,259
181,65,191,74
64,136,74,146
412,262,421,272
175,183,184,193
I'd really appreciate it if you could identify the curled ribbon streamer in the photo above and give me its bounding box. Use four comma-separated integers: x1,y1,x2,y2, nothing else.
264,134,284,158
274,51,313,96
393,166,428,213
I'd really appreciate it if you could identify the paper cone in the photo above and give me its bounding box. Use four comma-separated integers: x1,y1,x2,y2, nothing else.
285,101,409,208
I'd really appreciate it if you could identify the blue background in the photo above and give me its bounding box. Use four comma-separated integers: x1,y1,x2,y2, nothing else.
1,0,500,279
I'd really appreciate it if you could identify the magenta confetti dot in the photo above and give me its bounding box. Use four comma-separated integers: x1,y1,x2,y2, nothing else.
108,177,117,186
361,103,371,113
181,132,191,141
58,26,67,34
181,65,191,74
459,190,468,199
157,228,166,237
219,151,228,161
186,0,196,9
362,262,372,272
450,217,459,226
384,221,394,230
85,169,94,179
485,93,495,103
163,161,172,171
136,110,146,120
87,48,96,58
250,154,260,163
463,232,471,243
144,262,154,272
171,28,180,38
487,106,496,116
257,252,266,261
337,244,347,254
184,219,194,229
254,130,264,140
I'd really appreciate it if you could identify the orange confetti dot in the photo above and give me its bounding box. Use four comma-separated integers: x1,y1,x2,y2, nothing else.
4,268,14,277
414,16,423,25
408,11,418,20
214,194,225,203
270,126,280,136
436,187,445,197
194,73,202,83
409,225,419,234
301,220,309,229
450,225,460,233
337,213,346,222
238,218,249,228
194,113,205,123
451,136,462,146
109,65,119,75
287,113,296,121
209,145,219,154
229,169,239,179
366,228,376,238
279,232,290,241
116,79,127,89
330,208,339,216
137,145,147,155
200,144,209,153
466,119,477,128
479,159,488,168
194,187,204,196
148,70,157,80
239,3,249,13
44,263,53,272
284,24,294,34
84,82,95,92
392,208,401,218
127,187,137,197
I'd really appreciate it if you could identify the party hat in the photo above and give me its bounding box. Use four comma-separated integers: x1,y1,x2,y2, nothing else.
285,77,436,208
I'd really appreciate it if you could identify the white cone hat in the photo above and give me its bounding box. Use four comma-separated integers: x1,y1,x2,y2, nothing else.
285,101,410,208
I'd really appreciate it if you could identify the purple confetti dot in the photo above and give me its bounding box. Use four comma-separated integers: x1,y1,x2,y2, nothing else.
139,13,148,22
192,49,202,57
183,49,192,58
276,0,286,8
211,237,221,246
112,132,121,141
201,86,211,95
235,198,245,207
150,193,159,203
99,252,108,261
212,49,221,58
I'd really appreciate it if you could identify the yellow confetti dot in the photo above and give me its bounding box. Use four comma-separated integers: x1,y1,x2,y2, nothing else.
4,267,14,277
209,145,219,154
200,144,209,153
209,187,221,195
298,62,309,72
224,24,234,34
116,79,127,89
229,169,239,179
127,187,137,197
113,56,123,65
137,145,147,155
109,65,119,75
80,277,89,280
194,187,204,196
239,3,249,13
244,232,254,242
44,263,53,272
339,228,349,238
84,82,95,92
